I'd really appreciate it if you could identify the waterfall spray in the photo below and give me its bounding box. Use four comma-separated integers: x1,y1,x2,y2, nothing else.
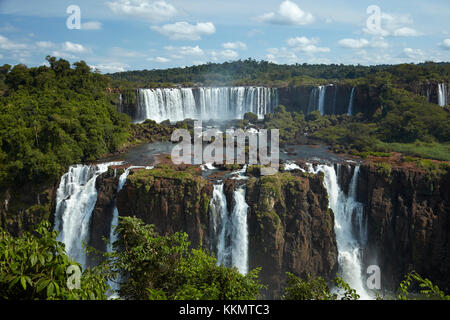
54,161,122,268
308,164,371,299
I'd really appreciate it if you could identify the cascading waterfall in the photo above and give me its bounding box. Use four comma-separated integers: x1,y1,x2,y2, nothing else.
347,87,355,116
135,87,278,123
318,85,326,115
308,164,371,299
209,168,249,274
307,85,327,115
438,83,447,107
230,186,249,275
54,161,122,268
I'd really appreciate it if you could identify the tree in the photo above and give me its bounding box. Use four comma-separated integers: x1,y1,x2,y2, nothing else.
282,272,359,300
106,216,264,300
0,221,108,300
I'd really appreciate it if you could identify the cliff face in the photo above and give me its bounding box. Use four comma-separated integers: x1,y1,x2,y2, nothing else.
357,163,450,292
245,171,338,298
112,165,338,298
0,183,57,236
116,165,213,249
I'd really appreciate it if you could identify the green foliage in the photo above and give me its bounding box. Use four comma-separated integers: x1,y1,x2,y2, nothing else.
0,221,108,300
373,162,393,178
397,271,450,300
0,58,130,188
108,216,264,300
282,273,359,300
243,112,259,123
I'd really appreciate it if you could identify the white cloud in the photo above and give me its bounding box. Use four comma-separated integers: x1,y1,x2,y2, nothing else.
91,62,129,73
258,0,314,26
81,21,102,30
106,0,177,22
164,45,205,56
35,41,54,49
62,41,87,53
338,38,388,50
220,49,239,60
393,27,419,37
147,56,171,63
363,11,420,37
403,47,425,58
286,36,330,53
51,51,77,60
222,41,247,50
338,38,370,49
438,39,450,50
266,48,298,64
0,34,27,50
151,22,215,40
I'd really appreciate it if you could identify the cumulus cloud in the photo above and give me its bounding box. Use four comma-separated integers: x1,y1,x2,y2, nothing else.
151,22,215,40
258,0,314,26
164,45,205,56
91,62,129,73
147,56,171,63
106,0,177,22
338,38,388,50
220,49,239,60
338,38,369,49
286,36,330,53
62,41,87,53
0,34,27,50
393,27,419,37
222,41,247,50
81,21,102,30
363,11,420,37
438,39,450,50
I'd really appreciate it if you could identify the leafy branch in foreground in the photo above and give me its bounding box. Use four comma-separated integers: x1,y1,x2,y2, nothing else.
0,221,108,300
282,272,359,300
397,271,450,300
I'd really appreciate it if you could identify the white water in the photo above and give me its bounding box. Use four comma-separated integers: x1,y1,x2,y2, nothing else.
136,87,278,123
438,83,447,107
283,161,305,172
347,87,355,116
210,168,249,274
308,85,327,115
308,164,371,299
54,161,122,268
230,186,249,274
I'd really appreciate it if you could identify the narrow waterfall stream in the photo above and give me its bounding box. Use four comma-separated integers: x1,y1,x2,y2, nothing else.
347,87,355,116
308,163,371,299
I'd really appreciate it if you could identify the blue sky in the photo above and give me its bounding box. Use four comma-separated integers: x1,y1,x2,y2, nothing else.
0,0,449,73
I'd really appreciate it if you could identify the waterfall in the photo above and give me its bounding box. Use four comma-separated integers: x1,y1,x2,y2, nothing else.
210,171,249,274
54,161,122,268
134,87,278,123
318,86,326,115
210,184,231,266
230,186,249,275
438,83,447,107
308,164,371,299
307,86,327,115
347,87,355,116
